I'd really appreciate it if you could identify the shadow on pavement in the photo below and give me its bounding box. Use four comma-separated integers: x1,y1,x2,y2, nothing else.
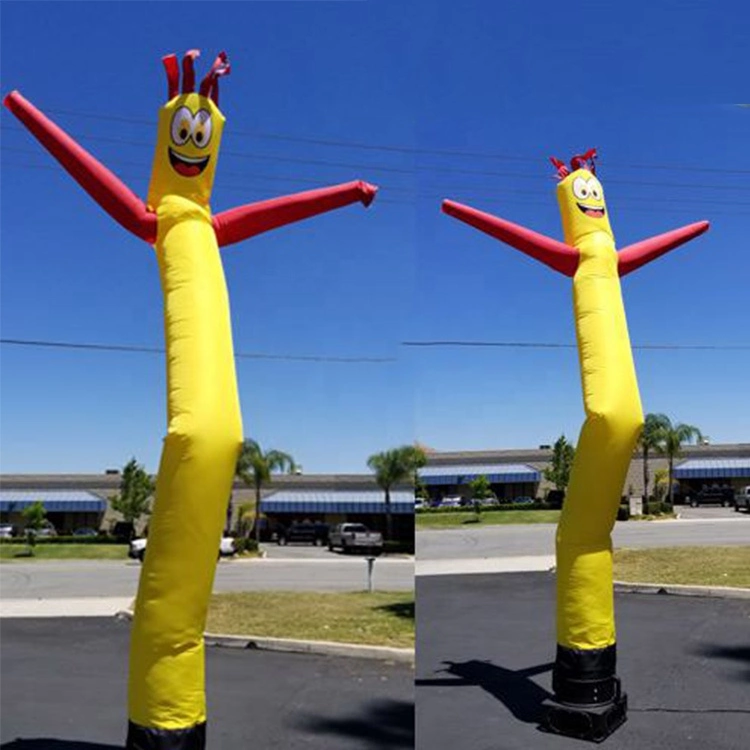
416,660,554,724
1,742,121,750
695,644,750,682
296,698,414,748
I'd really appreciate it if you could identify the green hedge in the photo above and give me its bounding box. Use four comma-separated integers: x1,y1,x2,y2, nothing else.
384,540,414,555
417,501,553,514
0,536,124,545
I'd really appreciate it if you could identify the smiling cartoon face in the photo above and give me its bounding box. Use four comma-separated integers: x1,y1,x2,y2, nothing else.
556,168,613,246
147,92,225,209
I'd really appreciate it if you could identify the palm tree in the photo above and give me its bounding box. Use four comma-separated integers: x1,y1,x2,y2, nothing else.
656,418,704,506
638,413,670,502
367,445,426,541
236,439,296,544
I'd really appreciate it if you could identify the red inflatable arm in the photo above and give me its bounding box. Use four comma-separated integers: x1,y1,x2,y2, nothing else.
617,221,710,277
3,91,157,244
212,180,378,248
442,199,580,277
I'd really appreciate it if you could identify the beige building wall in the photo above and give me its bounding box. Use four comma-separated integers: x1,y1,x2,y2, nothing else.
2,442,748,530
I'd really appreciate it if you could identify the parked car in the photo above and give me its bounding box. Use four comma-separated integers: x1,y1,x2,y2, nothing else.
687,486,735,507
277,521,329,546
129,536,236,562
72,527,99,537
512,496,535,505
478,496,500,507
328,523,383,555
734,486,750,513
415,498,426,510
26,521,57,538
0,524,18,539
437,497,463,508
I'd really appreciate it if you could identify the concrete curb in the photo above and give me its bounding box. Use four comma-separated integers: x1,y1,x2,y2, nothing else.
114,609,414,663
614,580,750,599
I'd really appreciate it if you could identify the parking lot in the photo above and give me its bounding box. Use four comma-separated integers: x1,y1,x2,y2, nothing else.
0,618,413,749
676,504,747,519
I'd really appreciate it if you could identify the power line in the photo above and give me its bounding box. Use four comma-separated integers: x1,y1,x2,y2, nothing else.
3,159,748,218
4,125,750,194
3,160,747,218
401,341,750,351
3,338,747,360
4,110,750,177
0,338,396,364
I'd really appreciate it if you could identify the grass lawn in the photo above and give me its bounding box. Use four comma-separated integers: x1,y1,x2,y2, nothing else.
206,591,414,648
0,544,129,561
613,546,750,588
416,509,561,528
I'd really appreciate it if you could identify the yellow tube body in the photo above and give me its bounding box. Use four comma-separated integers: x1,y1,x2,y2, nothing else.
554,170,643,651
128,96,242,731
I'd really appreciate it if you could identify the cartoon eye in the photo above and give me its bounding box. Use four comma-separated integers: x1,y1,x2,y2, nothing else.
588,178,603,201
170,107,193,146
191,109,212,149
572,177,590,200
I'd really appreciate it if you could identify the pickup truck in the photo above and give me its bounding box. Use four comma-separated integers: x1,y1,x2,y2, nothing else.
327,523,383,555
734,486,750,513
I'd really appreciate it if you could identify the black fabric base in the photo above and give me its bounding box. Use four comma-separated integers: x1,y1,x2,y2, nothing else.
541,690,628,743
126,721,206,750
552,643,619,706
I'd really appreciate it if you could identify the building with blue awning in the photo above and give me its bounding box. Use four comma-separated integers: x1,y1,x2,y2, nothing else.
419,461,541,504
674,459,750,480
0,490,107,533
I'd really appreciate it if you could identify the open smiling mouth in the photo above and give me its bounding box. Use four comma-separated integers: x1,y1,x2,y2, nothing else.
168,148,210,177
577,203,606,218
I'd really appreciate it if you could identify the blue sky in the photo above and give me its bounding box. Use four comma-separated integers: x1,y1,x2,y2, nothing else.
1,0,748,475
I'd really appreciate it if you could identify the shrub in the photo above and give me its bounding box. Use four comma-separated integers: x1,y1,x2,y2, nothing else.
617,504,630,521
0,535,123,545
384,540,414,555
234,536,259,554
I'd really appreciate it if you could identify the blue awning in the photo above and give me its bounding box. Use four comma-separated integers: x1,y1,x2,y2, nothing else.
261,490,414,515
419,463,540,486
674,459,750,480
0,490,107,513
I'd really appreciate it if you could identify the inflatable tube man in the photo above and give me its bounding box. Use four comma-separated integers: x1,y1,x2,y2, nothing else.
443,149,707,741
5,51,376,749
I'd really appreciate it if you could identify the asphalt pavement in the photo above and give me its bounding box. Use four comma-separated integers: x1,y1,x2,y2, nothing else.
416,571,750,750
0,617,413,749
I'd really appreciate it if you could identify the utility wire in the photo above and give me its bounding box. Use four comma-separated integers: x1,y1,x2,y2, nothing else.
16,105,750,176
2,338,748,359
4,161,747,217
3,121,750,188
0,338,396,364
401,341,750,351
2,158,748,217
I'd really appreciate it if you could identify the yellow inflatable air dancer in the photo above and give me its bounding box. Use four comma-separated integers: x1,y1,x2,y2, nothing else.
5,50,376,750
443,149,707,741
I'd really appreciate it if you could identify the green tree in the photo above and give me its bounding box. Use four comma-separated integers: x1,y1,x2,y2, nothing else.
21,500,47,554
236,439,296,544
638,413,670,501
657,418,704,506
367,445,427,541
110,458,155,539
652,468,670,505
543,435,575,492
468,474,496,519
